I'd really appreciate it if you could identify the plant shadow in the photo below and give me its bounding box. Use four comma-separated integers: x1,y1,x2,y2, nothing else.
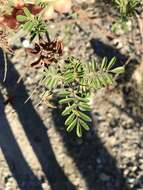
0,39,133,190
50,38,140,190
0,92,43,190
51,107,129,190
89,38,143,189
0,52,76,190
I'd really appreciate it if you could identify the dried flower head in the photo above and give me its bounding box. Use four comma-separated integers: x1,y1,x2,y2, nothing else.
27,37,64,67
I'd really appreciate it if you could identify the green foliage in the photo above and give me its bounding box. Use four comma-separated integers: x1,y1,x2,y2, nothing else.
35,0,48,8
111,0,140,33
81,57,117,90
113,0,140,19
41,57,124,137
16,7,47,41
42,65,63,90
111,18,129,33
59,95,91,137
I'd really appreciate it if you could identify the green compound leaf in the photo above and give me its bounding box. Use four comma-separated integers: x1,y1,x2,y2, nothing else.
23,21,34,31
62,104,77,116
107,57,116,70
78,102,91,111
59,98,75,104
42,66,62,90
65,112,75,126
101,57,108,70
67,118,77,132
111,66,125,74
103,73,113,85
76,96,89,103
76,121,82,137
40,56,125,137
23,7,31,17
16,15,27,22
58,90,71,97
78,111,92,122
79,119,90,131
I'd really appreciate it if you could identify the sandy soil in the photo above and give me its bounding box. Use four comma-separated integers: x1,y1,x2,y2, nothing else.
0,1,143,190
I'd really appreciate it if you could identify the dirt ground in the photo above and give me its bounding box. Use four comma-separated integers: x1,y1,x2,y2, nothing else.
0,1,143,190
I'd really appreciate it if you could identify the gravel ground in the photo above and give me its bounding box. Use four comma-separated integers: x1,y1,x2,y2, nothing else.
0,1,143,190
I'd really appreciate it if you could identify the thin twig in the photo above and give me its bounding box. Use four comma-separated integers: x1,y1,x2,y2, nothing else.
3,50,7,82
24,85,39,104
24,78,43,104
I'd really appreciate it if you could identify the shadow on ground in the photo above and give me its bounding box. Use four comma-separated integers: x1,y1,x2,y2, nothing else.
0,92,43,190
52,108,129,190
49,38,141,190
0,49,129,190
0,53,76,190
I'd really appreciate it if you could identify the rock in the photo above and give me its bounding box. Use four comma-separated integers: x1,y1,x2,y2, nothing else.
112,38,123,49
42,182,49,189
139,164,143,170
123,150,137,158
124,169,129,176
106,136,117,147
139,159,143,164
131,166,137,172
128,178,135,184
